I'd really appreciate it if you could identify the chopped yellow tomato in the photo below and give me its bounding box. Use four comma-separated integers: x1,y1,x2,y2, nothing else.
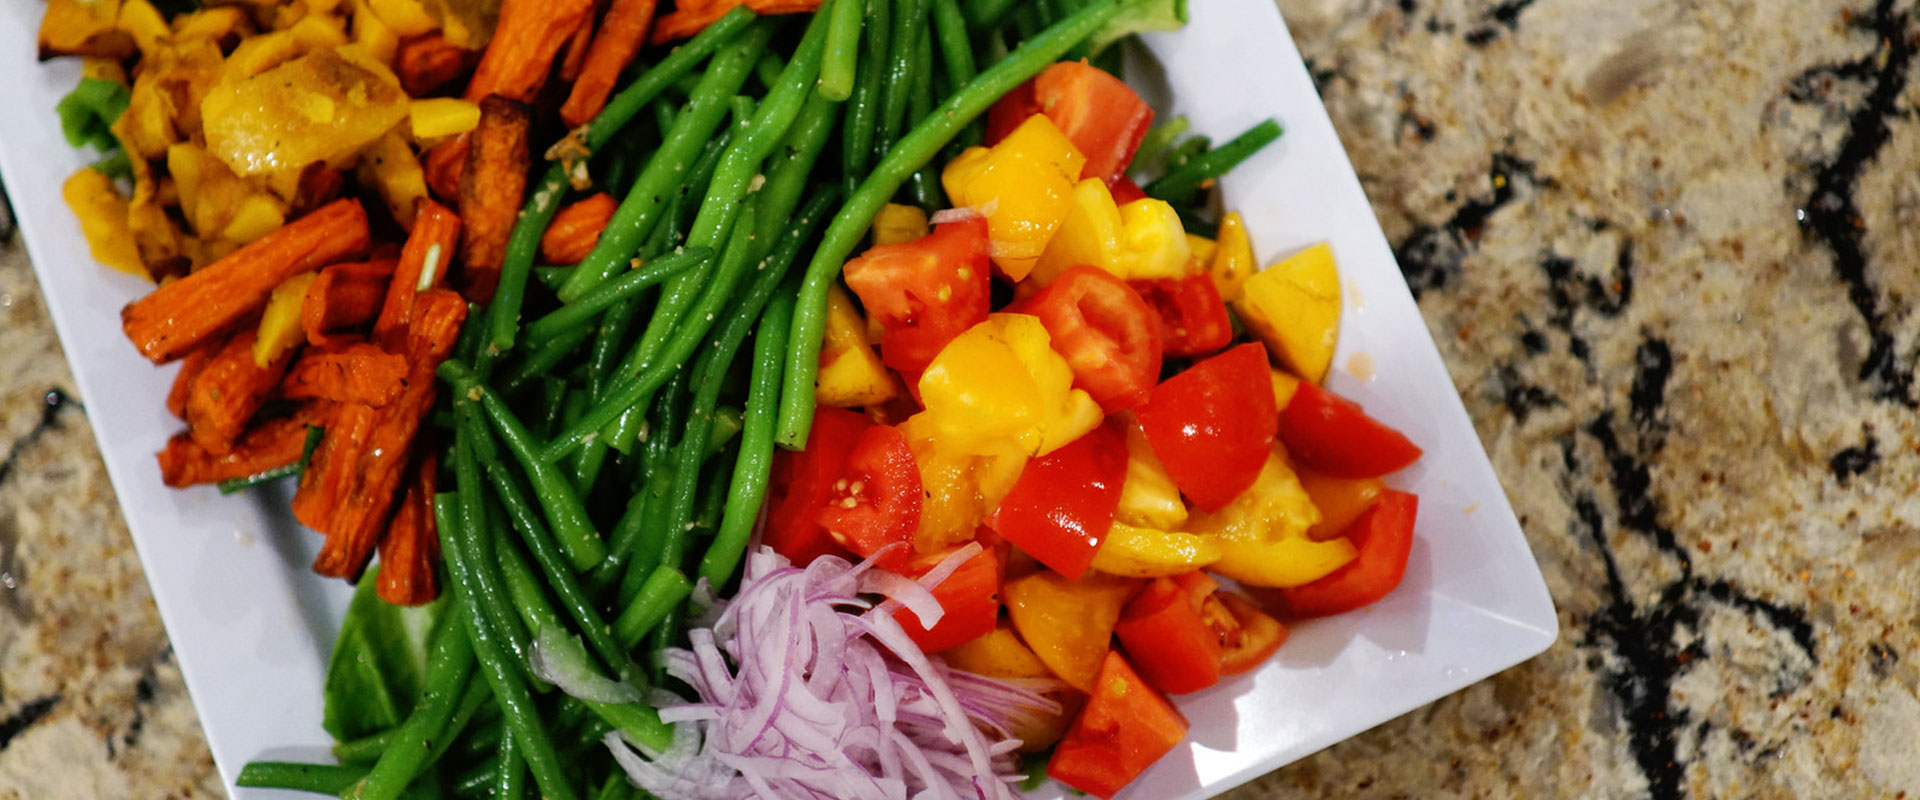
816,287,899,408
1030,180,1192,284
1235,242,1341,384
1298,469,1385,541
1115,419,1186,530
254,272,318,367
1213,534,1358,588
941,115,1086,281
943,623,1053,679
1186,446,1322,544
409,97,482,140
1089,523,1221,578
1210,212,1257,301
899,414,1026,553
1005,570,1140,692
1270,368,1301,410
1186,233,1216,267
1112,198,1191,279
62,168,147,280
917,314,1101,458
871,203,930,245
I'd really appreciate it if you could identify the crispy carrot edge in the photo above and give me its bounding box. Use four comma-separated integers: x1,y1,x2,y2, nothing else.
457,96,533,304
185,329,293,456
283,343,410,407
465,0,597,104
559,0,658,127
376,200,461,343
376,452,440,606
538,192,619,264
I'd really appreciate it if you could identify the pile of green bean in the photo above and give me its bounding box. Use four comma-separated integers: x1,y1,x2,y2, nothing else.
236,1,1141,798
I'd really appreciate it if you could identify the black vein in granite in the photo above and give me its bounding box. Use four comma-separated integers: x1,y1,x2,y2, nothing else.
1828,427,1879,484
1395,153,1546,297
1463,0,1535,47
1868,641,1899,678
1793,0,1917,406
0,389,79,489
1494,362,1560,423
0,694,60,752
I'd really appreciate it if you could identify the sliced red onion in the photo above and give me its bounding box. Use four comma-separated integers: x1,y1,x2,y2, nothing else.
606,546,1059,800
529,625,640,705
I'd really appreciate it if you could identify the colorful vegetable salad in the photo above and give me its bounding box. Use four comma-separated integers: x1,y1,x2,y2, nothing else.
39,0,1426,797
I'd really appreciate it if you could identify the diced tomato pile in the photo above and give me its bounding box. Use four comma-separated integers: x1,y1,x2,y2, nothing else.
769,61,1429,798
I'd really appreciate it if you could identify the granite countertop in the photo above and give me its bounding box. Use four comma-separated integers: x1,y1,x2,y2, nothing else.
3,0,1917,797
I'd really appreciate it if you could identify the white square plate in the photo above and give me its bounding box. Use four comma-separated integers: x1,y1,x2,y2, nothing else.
0,1,1557,798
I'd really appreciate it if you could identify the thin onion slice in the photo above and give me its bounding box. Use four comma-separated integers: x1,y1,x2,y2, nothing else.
530,625,641,705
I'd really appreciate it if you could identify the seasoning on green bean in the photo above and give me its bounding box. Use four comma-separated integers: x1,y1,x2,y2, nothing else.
778,0,1123,448
1145,118,1284,206
699,287,794,586
754,90,840,254
489,7,760,351
351,607,477,800
434,493,579,800
449,424,543,690
502,326,594,392
553,23,774,305
522,246,713,345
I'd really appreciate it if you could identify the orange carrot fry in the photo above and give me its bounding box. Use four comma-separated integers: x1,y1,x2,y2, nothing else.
651,0,818,43
458,96,532,304
377,453,440,605
466,0,597,104
157,415,312,488
396,34,479,97
539,192,618,264
283,342,410,406
293,402,378,540
558,7,596,83
308,290,467,579
560,0,658,127
166,338,220,420
302,259,400,346
376,200,462,343
122,199,370,363
185,329,294,456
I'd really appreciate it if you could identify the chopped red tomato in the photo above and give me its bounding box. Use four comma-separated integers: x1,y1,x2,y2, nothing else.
1278,381,1423,478
1115,577,1222,694
1214,592,1288,675
1014,265,1163,411
842,216,992,374
894,544,1003,654
1032,61,1154,182
984,78,1041,146
1277,490,1419,617
1132,343,1278,511
1047,651,1189,799
817,425,923,571
1131,273,1233,358
986,422,1127,579
765,407,870,565
1107,173,1147,205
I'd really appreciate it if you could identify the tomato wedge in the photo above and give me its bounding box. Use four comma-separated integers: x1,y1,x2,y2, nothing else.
1115,577,1223,694
1131,273,1233,358
1107,173,1147,205
984,78,1041,146
1047,651,1189,799
842,216,992,373
1277,490,1419,617
1015,265,1163,411
765,407,870,565
1133,343,1278,511
1214,592,1288,675
986,421,1128,579
894,544,1003,654
1278,381,1423,478
1032,61,1154,182
816,425,923,571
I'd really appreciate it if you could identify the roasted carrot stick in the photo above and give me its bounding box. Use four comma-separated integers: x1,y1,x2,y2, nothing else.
292,401,378,543
538,192,618,264
308,290,467,579
376,453,440,605
559,0,658,127
457,96,532,304
283,342,410,407
166,338,219,419
423,139,466,205
396,34,479,97
185,329,294,456
302,259,399,346
465,0,597,104
558,7,597,83
157,414,313,488
651,0,819,43
376,199,461,343
123,199,369,363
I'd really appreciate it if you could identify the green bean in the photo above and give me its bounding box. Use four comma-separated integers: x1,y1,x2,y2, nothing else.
237,762,366,794
594,771,638,800
879,0,931,152
1165,133,1212,172
434,494,579,800
756,91,840,254
445,360,607,570
587,367,687,594
619,460,680,602
544,202,761,461
931,0,978,98
661,459,732,570
907,31,944,209
554,23,774,305
523,247,713,345
819,0,865,100
1131,115,1190,176
1011,3,1041,40
533,265,573,291
982,27,1010,67
502,326,594,391
426,678,495,767
647,609,683,683
489,7,758,351
778,0,1122,447
491,731,528,800
352,611,476,800
1037,0,1063,26
730,94,758,128
964,0,1018,28
842,0,890,190
1145,119,1284,206
755,51,787,91
699,287,793,586
706,406,745,456
651,96,678,135
613,566,693,647
449,426,542,690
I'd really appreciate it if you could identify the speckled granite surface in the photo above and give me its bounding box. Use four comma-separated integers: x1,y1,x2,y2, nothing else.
2,0,1917,797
